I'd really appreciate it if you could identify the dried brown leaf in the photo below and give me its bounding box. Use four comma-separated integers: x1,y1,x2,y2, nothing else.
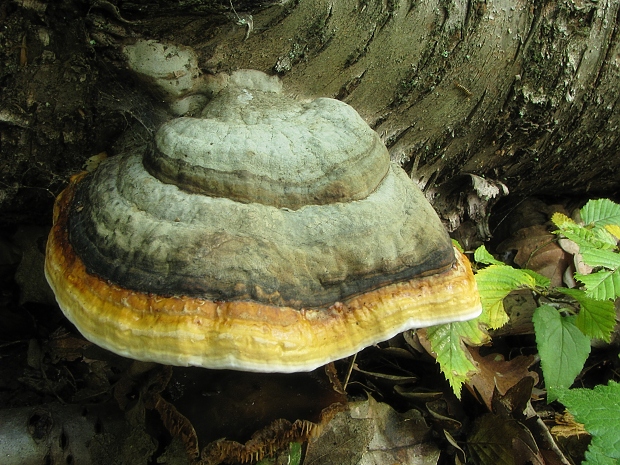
466,347,538,411
497,224,572,287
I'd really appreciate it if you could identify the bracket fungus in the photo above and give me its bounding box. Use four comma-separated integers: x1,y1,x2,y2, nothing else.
45,71,482,373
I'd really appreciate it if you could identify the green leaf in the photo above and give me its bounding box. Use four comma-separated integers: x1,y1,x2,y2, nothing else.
551,212,574,229
579,247,620,269
606,224,620,240
452,238,464,253
591,227,619,248
583,448,618,465
474,245,505,266
552,381,620,465
553,200,620,250
521,268,551,288
576,268,620,301
257,442,302,465
556,288,616,342
289,442,302,465
581,198,620,227
532,305,591,401
475,265,538,329
427,319,489,398
553,221,617,250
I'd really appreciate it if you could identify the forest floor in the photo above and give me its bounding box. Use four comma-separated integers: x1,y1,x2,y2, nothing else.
1,195,617,465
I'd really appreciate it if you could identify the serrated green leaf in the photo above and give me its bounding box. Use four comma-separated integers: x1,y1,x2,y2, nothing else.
583,447,618,465
552,381,620,465
475,265,538,329
579,247,620,269
590,226,620,248
556,288,616,342
605,224,620,240
576,269,620,301
581,199,620,227
554,222,617,250
521,268,551,288
473,245,505,266
532,305,591,401
427,319,489,398
551,212,575,228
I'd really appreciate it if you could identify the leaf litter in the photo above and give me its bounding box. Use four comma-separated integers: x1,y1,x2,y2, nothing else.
2,195,620,465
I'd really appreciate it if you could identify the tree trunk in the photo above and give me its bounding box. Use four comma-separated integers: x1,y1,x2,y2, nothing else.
202,0,620,196
1,0,619,226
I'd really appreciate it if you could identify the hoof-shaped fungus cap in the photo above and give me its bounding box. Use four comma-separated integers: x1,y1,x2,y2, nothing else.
45,71,481,373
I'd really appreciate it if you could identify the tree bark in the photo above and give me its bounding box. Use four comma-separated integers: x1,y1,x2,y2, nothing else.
1,0,619,226
196,0,620,197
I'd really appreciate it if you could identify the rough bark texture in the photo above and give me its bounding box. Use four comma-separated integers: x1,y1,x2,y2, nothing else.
1,0,619,228
196,0,620,198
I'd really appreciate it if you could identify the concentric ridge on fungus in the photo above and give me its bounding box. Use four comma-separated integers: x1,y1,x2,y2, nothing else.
45,70,482,372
